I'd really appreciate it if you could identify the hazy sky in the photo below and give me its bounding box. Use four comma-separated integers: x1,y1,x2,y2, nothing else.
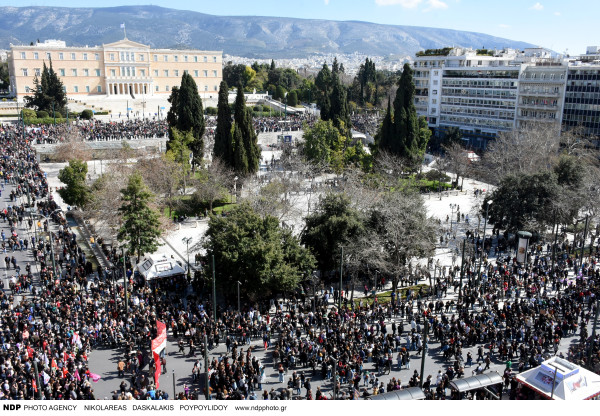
0,0,595,54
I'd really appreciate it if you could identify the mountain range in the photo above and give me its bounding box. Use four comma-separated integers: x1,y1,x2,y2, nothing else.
0,5,537,58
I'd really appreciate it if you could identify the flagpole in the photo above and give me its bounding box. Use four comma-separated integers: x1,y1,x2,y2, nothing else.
123,24,127,39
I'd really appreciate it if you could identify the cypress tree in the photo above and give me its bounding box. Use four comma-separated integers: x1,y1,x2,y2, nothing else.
177,73,205,169
232,123,248,176
232,84,260,175
213,81,233,167
330,72,350,137
392,63,419,160
379,98,394,153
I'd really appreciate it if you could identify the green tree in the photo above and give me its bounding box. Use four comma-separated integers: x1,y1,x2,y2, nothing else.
301,193,364,274
302,119,346,173
57,159,90,208
315,63,332,120
275,85,286,101
233,85,260,175
213,81,233,167
166,74,205,169
203,203,315,301
165,127,193,194
377,63,429,170
24,60,67,116
485,171,560,233
287,90,298,107
117,172,162,261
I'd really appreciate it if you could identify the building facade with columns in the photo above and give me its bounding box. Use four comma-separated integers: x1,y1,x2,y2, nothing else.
7,38,222,101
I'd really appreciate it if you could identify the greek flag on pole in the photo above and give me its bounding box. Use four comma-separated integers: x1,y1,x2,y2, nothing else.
120,23,125,29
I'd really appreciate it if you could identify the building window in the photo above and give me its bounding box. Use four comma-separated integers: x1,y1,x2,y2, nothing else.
174,55,178,62
139,54,144,61
62,86,66,93
213,56,217,62
203,70,208,77
164,70,169,77
214,85,218,91
433,89,438,95
83,53,88,60
109,53,115,61
174,70,179,77
72,69,77,76
205,85,208,91
59,52,64,60
95,53,100,60
434,70,438,76
25,86,30,93
203,56,207,62
71,53,76,60
154,70,159,76
183,70,188,75
74,86,79,93
34,68,41,76
97,86,102,92
154,55,158,62
83,69,89,76
432,98,437,104
120,52,125,61
21,68,28,76
166,85,170,91
95,69,101,76
140,69,145,76
194,70,199,77
46,52,51,60
184,55,188,62
164,55,168,62
20,52,26,59
59,69,65,76
194,56,198,62
155,85,159,92
213,70,217,77
86,86,90,93
33,52,38,60
110,69,116,77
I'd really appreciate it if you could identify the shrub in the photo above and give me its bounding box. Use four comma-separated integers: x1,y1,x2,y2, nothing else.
22,108,37,118
205,107,217,115
36,110,49,118
80,109,94,120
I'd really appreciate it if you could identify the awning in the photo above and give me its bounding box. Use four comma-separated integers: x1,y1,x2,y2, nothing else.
368,387,426,400
136,256,186,281
449,372,503,393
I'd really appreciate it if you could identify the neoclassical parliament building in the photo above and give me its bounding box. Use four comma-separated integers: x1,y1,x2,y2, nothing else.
7,38,223,101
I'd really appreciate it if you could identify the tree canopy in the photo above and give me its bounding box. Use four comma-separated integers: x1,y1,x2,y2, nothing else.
24,60,67,116
202,203,315,301
117,172,162,261
57,159,90,208
166,73,205,169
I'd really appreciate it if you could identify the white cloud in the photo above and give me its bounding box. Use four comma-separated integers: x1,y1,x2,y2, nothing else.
424,0,448,11
554,11,561,16
498,24,510,28
324,0,329,4
530,2,543,10
375,0,423,8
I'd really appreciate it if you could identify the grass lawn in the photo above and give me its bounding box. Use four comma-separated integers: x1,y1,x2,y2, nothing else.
352,284,430,307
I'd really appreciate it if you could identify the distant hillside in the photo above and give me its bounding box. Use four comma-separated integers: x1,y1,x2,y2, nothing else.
0,5,537,58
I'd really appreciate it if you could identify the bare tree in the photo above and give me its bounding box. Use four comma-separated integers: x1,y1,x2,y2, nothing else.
53,130,91,162
192,157,235,213
442,141,471,189
137,154,183,217
479,122,560,184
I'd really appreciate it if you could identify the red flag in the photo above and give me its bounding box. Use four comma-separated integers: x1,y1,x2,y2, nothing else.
32,378,37,393
153,351,161,389
151,320,167,354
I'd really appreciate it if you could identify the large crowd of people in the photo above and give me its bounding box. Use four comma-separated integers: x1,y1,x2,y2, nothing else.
1,115,599,401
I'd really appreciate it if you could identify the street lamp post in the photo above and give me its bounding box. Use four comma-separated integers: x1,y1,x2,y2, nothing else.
339,246,344,310
232,176,238,204
122,247,129,317
182,237,192,279
237,281,242,317
449,203,457,234
477,200,493,285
